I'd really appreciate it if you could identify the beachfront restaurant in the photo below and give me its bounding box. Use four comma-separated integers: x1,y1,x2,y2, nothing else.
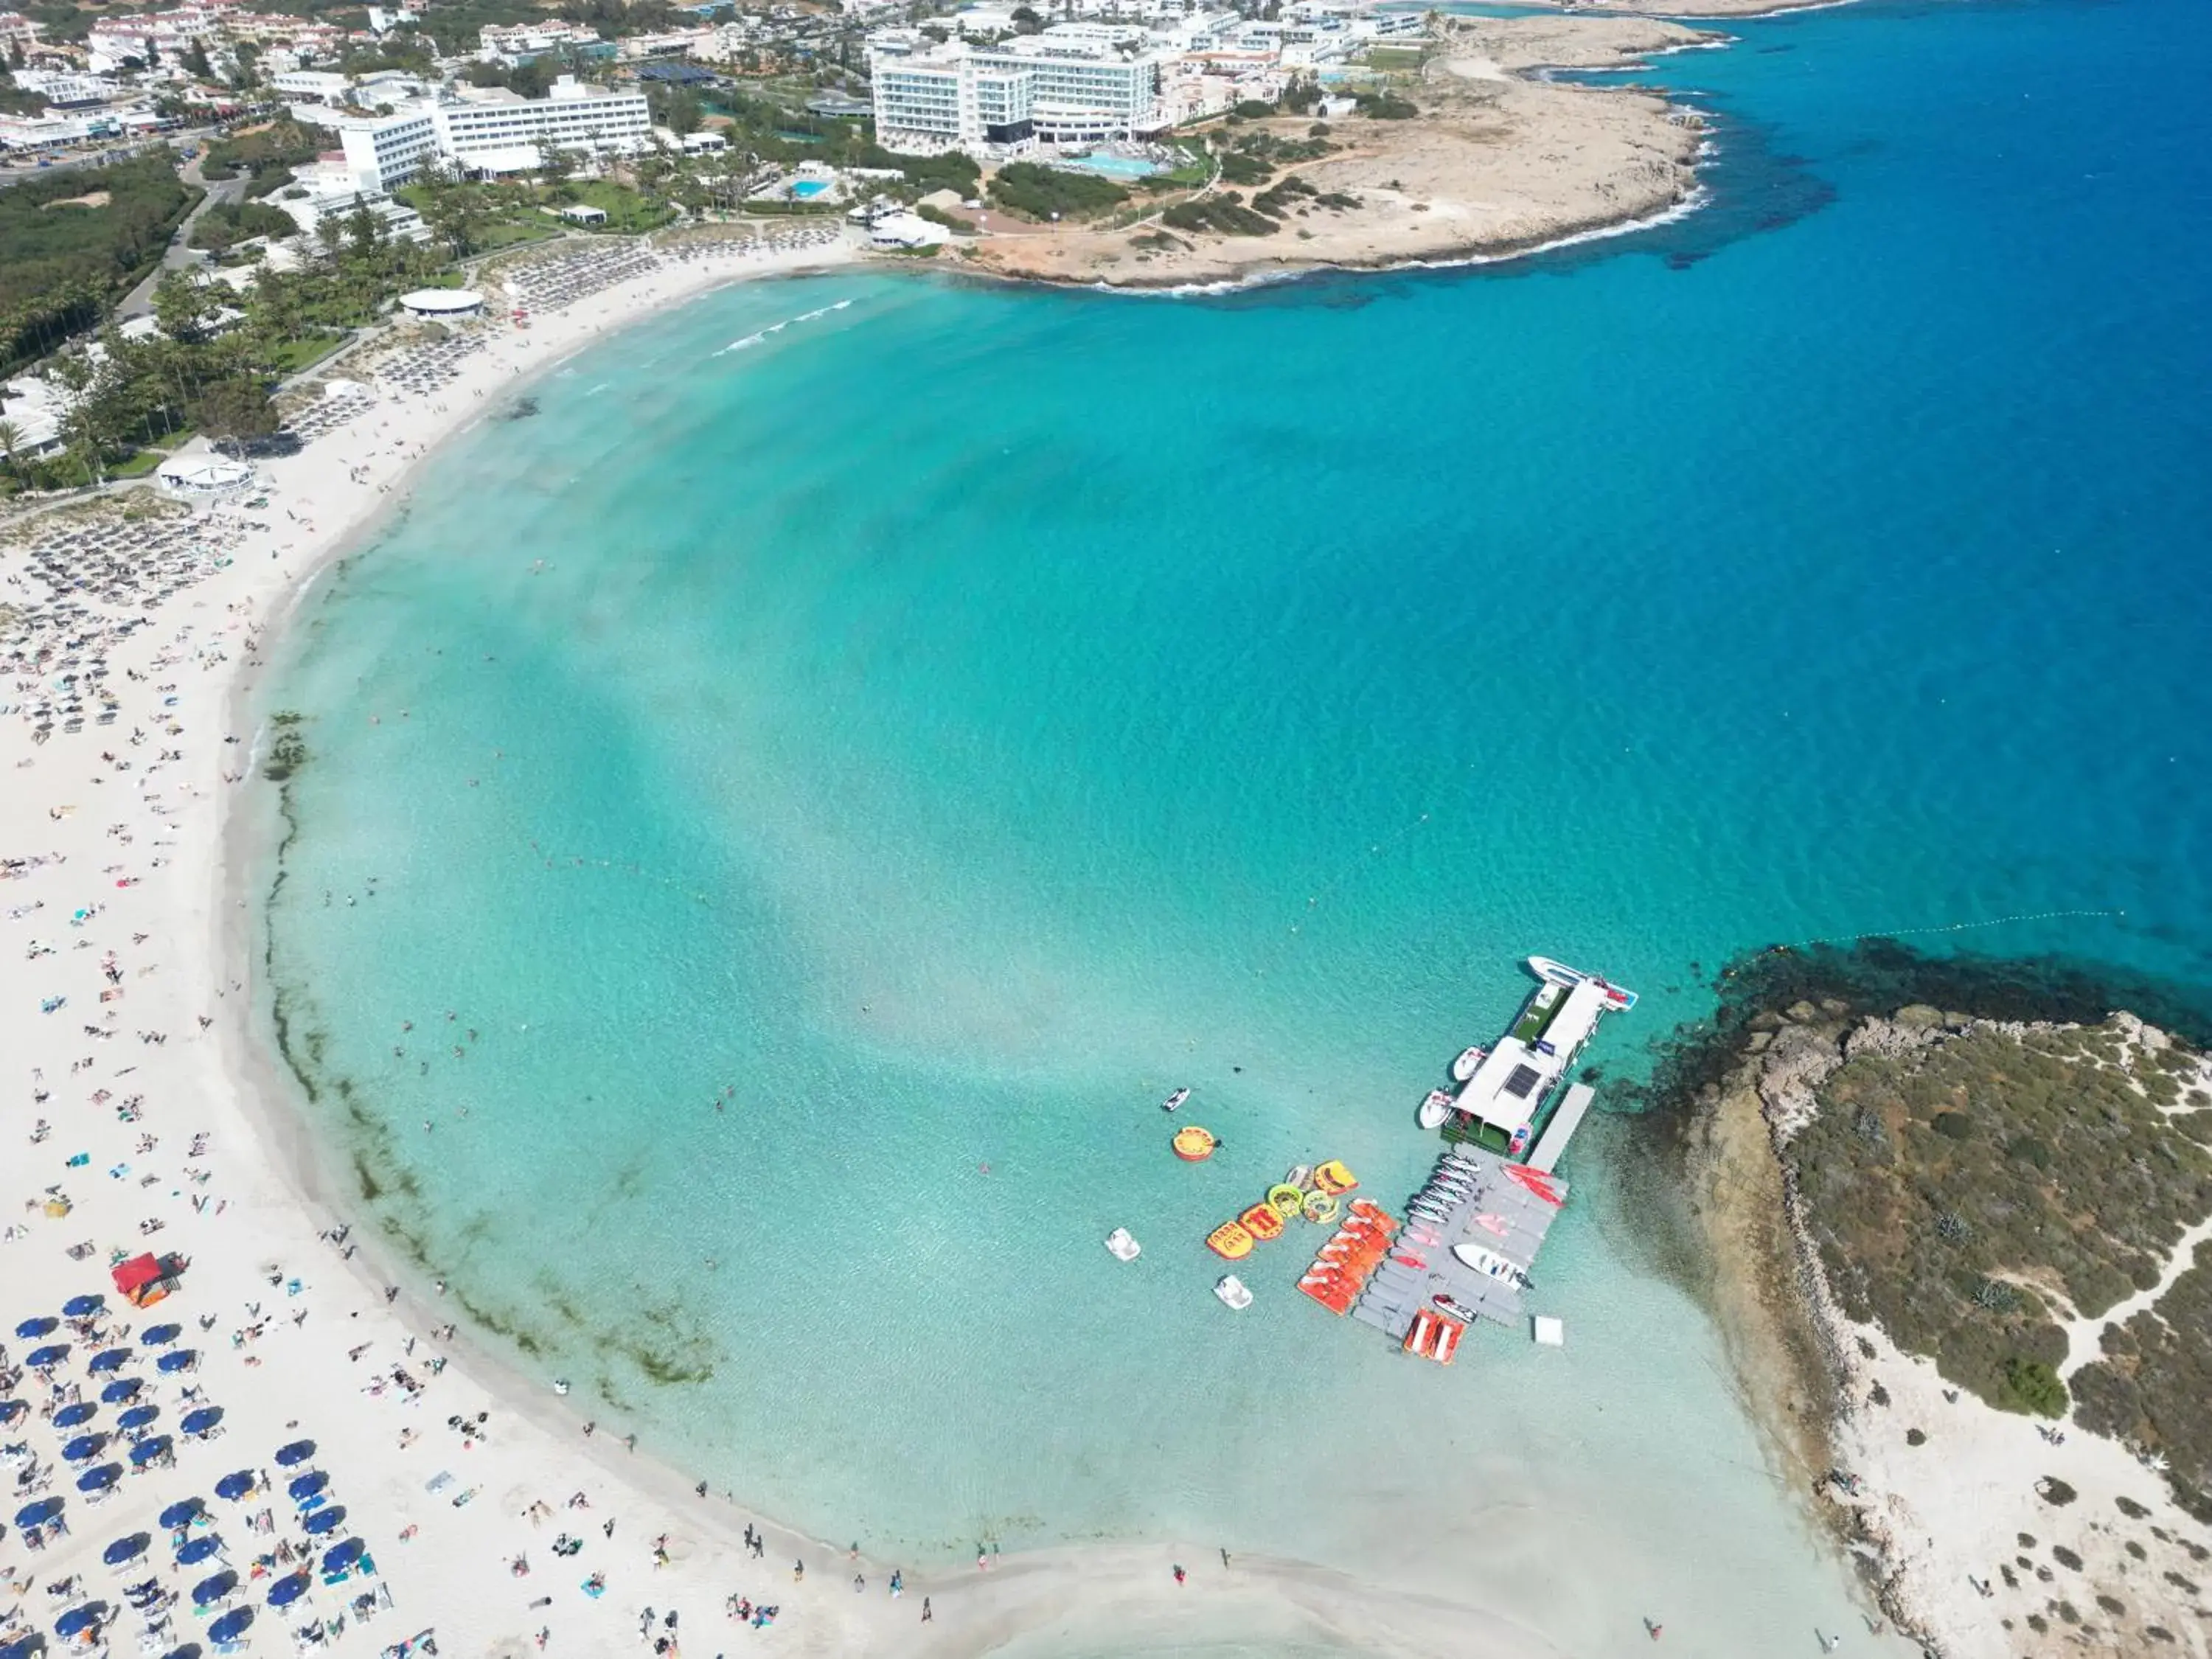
1442,978,1610,1153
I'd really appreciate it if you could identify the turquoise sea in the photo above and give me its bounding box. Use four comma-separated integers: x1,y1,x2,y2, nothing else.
259,0,2212,1652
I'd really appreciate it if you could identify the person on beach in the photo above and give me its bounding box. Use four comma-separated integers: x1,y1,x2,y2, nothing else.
1643,1618,1662,1641
922,1598,931,1623
1173,1565,1186,1585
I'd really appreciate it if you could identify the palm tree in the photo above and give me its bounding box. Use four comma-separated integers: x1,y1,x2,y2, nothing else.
0,418,24,486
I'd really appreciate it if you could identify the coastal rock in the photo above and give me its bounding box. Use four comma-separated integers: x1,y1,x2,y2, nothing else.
1693,995,2212,1659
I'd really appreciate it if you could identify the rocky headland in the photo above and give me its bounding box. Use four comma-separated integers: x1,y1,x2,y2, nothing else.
1646,947,2212,1658
953,15,1717,289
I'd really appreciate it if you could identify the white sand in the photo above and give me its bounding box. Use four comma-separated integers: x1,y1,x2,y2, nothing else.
0,227,1596,1659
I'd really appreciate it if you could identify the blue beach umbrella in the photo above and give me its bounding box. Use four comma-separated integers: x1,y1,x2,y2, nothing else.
191,1571,237,1607
320,1538,364,1573
15,1496,63,1527
265,1570,309,1608
77,1463,121,1492
88,1349,131,1374
15,1316,57,1338
53,1402,95,1427
273,1439,313,1467
139,1324,181,1347
300,1504,344,1537
26,1344,68,1368
205,1608,251,1644
0,1638,41,1659
180,1407,222,1436
62,1295,104,1318
285,1471,327,1502
162,1647,204,1659
176,1534,220,1565
118,1405,159,1433
159,1498,204,1530
52,1604,105,1639
102,1532,148,1566
100,1377,142,1403
156,1350,196,1374
129,1435,171,1467
61,1433,103,1462
0,1398,25,1424
213,1470,255,1501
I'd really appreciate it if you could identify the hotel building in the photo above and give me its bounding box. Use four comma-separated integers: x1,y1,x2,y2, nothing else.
869,27,1166,155
291,77,652,191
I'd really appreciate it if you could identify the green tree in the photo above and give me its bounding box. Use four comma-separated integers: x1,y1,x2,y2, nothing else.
0,417,24,482
190,376,278,442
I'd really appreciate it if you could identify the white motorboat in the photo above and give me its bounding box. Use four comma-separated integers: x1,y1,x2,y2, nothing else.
1213,1274,1253,1310
1452,1240,1534,1290
1417,1088,1453,1130
1527,956,1637,1010
1105,1228,1141,1262
1161,1087,1191,1113
1450,1046,1486,1082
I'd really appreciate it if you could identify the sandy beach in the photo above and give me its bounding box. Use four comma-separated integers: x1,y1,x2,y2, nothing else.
0,220,1616,1659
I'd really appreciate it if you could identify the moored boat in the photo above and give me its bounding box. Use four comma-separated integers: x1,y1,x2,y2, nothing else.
1161,1086,1191,1113
1214,1274,1253,1310
1527,956,1636,1010
1105,1228,1141,1262
1417,1088,1453,1130
1450,1046,1486,1082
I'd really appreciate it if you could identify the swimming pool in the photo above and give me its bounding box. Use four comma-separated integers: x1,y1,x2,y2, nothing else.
790,179,830,199
1057,153,1159,180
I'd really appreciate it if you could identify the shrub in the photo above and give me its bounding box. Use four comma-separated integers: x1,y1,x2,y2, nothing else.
986,162,1126,220
1218,150,1272,186
1933,1110,1975,1140
1355,91,1419,120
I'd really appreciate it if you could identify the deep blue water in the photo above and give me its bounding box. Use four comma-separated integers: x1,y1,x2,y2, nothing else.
259,1,2212,1652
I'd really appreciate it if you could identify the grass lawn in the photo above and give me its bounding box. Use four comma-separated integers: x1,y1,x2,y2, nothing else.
556,181,676,233
1363,46,1427,71
268,332,347,373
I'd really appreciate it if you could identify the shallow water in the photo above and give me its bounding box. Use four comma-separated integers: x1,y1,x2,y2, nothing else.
260,0,2212,1651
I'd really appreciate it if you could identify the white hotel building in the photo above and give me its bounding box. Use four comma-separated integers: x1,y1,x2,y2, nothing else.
291,77,652,192
869,27,1166,155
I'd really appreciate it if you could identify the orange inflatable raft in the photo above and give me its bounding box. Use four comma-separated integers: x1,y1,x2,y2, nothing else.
1172,1125,1217,1162
1238,1202,1285,1242
1207,1220,1255,1259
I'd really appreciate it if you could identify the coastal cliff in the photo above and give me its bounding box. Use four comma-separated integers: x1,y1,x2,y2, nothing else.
1660,955,2212,1658
954,15,1715,288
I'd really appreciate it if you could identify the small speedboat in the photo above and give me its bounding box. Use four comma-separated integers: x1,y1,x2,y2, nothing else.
1214,1274,1253,1311
1105,1228,1141,1262
1450,1046,1486,1082
1417,1089,1453,1130
1161,1087,1191,1113
1433,1293,1479,1323
1453,1241,1534,1290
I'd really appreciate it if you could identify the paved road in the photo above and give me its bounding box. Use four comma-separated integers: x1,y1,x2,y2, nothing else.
116,153,243,320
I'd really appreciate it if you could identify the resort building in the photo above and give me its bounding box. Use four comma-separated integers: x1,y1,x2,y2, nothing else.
291,77,652,191
869,26,1167,155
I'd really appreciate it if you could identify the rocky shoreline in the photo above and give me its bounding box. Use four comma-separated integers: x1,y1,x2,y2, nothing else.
1649,950,2212,1658
953,16,1716,290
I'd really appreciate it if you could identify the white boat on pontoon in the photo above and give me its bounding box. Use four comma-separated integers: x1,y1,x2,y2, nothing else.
1417,1089,1453,1130
1453,1240,1534,1290
1450,1046,1486,1082
1214,1274,1253,1310
1105,1228,1141,1262
1527,956,1636,1010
